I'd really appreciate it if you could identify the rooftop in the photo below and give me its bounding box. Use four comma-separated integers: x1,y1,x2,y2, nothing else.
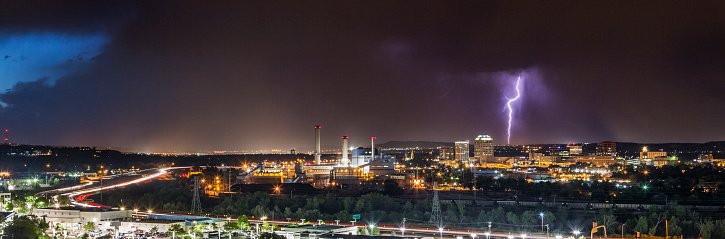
38,206,123,212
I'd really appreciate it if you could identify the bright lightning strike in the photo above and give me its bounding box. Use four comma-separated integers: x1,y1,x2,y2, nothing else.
505,76,521,144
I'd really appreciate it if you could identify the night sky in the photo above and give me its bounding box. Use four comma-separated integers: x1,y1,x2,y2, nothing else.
1,1,724,152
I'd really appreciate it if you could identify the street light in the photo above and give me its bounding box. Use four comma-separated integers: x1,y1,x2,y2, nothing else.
521,234,526,239
439,227,444,239
540,213,545,232
484,232,490,239
369,224,375,235
471,233,476,239
573,230,581,238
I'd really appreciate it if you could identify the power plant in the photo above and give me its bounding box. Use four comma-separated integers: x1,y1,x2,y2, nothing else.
234,125,398,189
314,125,321,165
340,136,349,167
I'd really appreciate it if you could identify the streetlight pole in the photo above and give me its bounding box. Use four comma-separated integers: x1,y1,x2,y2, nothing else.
540,213,545,232
401,218,406,236
622,223,625,238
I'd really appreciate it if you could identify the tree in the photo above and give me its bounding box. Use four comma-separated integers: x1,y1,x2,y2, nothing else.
200,222,211,231
383,179,402,195
477,207,505,228
648,211,666,235
259,232,284,239
150,226,159,234
701,221,715,239
597,209,615,233
83,222,96,231
455,201,466,223
224,221,239,231
541,211,556,228
168,224,186,236
239,215,251,229
507,212,520,225
3,216,44,239
634,216,649,235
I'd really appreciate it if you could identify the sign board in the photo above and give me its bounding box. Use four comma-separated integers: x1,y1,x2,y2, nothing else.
353,214,361,220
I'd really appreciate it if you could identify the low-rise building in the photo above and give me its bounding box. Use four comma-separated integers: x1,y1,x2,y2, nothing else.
33,207,131,224
570,156,617,167
116,219,186,234
280,224,359,239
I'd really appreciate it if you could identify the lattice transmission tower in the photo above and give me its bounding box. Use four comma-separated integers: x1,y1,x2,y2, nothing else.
430,182,442,227
191,176,202,214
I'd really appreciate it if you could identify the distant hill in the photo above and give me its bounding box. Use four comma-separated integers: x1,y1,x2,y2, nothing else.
377,141,454,149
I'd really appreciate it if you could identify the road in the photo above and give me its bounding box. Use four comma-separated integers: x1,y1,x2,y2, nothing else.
58,167,580,239
59,168,176,207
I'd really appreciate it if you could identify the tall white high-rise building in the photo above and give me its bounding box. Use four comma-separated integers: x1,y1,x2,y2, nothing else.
474,135,494,163
454,140,470,164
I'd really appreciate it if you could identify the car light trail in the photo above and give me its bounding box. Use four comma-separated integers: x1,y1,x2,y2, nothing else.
63,168,173,207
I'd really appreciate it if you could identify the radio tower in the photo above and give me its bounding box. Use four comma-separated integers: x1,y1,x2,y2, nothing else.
4,129,8,144
191,176,202,214
430,182,442,227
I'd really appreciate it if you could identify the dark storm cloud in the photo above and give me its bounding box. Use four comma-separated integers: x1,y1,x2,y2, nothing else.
0,0,137,35
1,1,724,152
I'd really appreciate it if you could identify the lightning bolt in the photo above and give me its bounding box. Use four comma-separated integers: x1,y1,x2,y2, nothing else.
505,76,521,144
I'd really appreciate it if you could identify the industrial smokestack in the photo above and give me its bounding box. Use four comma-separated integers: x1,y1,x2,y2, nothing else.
371,136,376,162
341,136,349,166
314,125,321,165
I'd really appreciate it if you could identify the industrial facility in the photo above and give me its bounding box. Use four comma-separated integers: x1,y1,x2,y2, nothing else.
234,125,401,190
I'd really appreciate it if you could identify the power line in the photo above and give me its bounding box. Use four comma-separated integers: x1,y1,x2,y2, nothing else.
191,175,202,214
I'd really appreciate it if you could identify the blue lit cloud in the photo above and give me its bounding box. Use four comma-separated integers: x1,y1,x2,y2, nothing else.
0,33,110,92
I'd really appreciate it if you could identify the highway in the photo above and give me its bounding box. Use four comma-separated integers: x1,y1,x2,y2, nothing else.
58,167,578,239
60,168,176,207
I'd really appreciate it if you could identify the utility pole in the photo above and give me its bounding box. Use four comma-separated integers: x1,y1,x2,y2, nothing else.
191,176,202,213
100,169,103,205
430,182,442,228
473,169,476,201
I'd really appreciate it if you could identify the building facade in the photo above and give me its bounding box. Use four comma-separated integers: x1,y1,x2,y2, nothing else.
474,135,494,164
596,141,617,156
438,146,454,161
454,141,470,164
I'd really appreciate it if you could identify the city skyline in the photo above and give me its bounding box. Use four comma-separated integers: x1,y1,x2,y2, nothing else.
1,1,724,152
